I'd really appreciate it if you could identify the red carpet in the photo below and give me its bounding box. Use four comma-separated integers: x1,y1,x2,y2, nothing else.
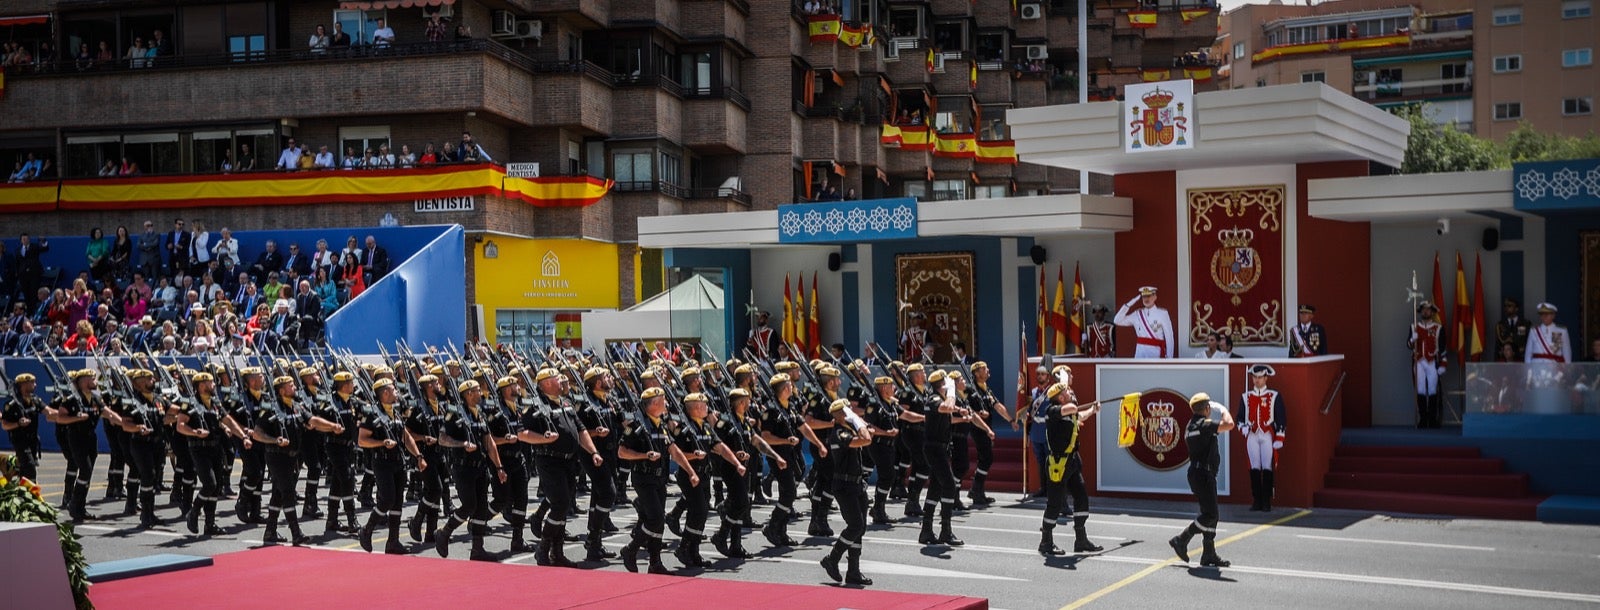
91,546,988,610
1314,445,1546,520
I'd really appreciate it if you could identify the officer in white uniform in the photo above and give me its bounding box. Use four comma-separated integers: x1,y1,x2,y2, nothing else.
1114,286,1174,359
1524,302,1570,364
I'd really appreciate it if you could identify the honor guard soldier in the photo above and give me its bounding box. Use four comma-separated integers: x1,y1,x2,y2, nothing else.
1409,302,1447,428
2,373,45,480
748,311,778,360
434,379,508,562
1037,372,1102,556
1082,305,1116,358
55,369,118,521
618,386,694,574
121,369,168,529
1525,302,1571,364
1237,365,1286,511
1289,305,1327,358
865,375,905,524
1497,298,1533,362
321,371,366,537
901,312,930,363
1114,286,1174,358
359,378,427,555
1170,392,1234,568
673,392,746,568
819,398,875,586
519,368,605,568
917,370,964,547
405,372,451,543
172,371,246,537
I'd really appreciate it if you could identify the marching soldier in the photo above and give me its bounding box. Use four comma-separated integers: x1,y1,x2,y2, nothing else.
253,375,341,545
519,368,604,568
1,373,44,480
819,398,875,586
120,369,168,529
1237,364,1285,512
54,369,120,521
1037,370,1102,556
233,367,270,524
320,371,365,537
962,362,1007,506
1082,305,1116,358
487,375,533,554
673,392,746,568
433,379,507,562
1497,298,1532,362
1113,286,1174,358
618,386,694,574
1169,392,1234,568
173,371,246,537
1409,302,1446,428
711,388,784,559
895,363,933,519
297,366,331,520
211,364,240,498
759,372,823,548
581,367,624,560
917,370,964,547
1289,305,1327,358
405,372,451,543
864,374,907,524
1525,302,1571,364
358,378,427,555
804,365,845,538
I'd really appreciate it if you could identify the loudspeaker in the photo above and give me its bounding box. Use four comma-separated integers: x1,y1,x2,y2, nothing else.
1029,245,1046,265
827,252,842,272
1482,227,1499,252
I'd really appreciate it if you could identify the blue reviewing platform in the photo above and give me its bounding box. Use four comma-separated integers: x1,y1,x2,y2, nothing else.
85,554,214,583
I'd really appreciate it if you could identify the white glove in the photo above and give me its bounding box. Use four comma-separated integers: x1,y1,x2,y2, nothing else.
1437,366,1446,375
1238,423,1251,435
1272,440,1283,450
1126,296,1141,308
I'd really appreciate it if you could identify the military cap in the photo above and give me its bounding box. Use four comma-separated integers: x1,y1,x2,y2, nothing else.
457,380,480,394
417,374,439,385
873,376,894,386
127,369,154,380
728,388,751,400
496,375,518,389
332,371,356,383
13,373,36,384
829,398,850,414
684,392,708,403
373,378,396,392
535,368,561,382
272,375,295,388
583,366,610,382
928,370,947,383
191,372,214,384
640,387,665,400
1250,364,1276,377
768,373,791,387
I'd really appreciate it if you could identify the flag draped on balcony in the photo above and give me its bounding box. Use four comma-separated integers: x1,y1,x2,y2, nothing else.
974,140,1017,164
808,15,842,43
1180,9,1212,23
1128,10,1158,28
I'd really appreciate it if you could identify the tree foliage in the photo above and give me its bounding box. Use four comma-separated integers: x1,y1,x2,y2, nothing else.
1501,123,1600,163
1397,103,1600,174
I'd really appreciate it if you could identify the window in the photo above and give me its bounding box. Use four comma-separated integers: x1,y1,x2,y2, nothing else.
904,181,927,200
1565,97,1594,115
1440,63,1469,93
658,151,682,187
1494,102,1522,120
1492,6,1521,26
974,185,1007,199
494,310,587,351
1562,48,1593,67
1301,71,1325,83
934,96,973,133
1375,68,1403,97
339,126,389,166
612,151,652,187
1493,54,1522,72
932,180,967,201
979,105,1009,141
1232,42,1244,59
1564,0,1592,18
889,7,924,38
975,32,1006,62
680,51,713,95
932,20,967,53
566,141,581,175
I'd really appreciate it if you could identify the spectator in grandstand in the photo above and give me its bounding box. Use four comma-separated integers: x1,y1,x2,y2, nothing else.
95,41,113,65
43,322,67,355
283,243,311,278
314,268,339,314
250,240,284,284
314,145,335,169
425,13,448,43
459,131,492,162
165,218,190,276
340,252,366,300
276,138,304,170
398,144,416,168
237,143,256,171
118,156,141,175
190,318,217,354
126,36,147,68
234,282,263,320
455,23,473,41
363,235,391,283
262,272,286,303
310,239,338,277
294,280,323,343
127,271,153,303
153,276,178,308
309,25,330,56
340,236,362,265
419,143,438,165
75,42,93,71
65,279,93,328
330,22,352,49
196,274,219,307
189,219,213,275
342,146,361,169
158,334,181,357
151,29,171,59
97,159,118,177
298,147,315,170
63,320,97,354
85,228,110,282
122,287,148,324
211,227,239,268
110,226,133,279
372,18,396,48
440,141,458,162
138,220,161,277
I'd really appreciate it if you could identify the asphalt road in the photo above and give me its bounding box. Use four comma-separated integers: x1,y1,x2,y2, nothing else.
31,454,1600,610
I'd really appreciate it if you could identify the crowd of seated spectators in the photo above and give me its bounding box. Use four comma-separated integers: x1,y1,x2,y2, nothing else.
217,131,492,174
6,152,55,183
0,219,396,357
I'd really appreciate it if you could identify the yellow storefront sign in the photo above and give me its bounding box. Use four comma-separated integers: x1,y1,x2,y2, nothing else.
474,237,621,336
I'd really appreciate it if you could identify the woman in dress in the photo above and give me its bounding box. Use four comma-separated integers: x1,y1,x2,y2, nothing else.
86,228,110,282
110,225,134,280
340,252,366,299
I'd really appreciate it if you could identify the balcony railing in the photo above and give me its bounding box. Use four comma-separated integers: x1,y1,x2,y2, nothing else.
15,39,494,75
613,180,691,199
685,187,752,206
684,86,752,111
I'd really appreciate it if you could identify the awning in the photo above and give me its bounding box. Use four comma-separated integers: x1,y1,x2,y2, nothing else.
337,0,454,10
0,14,50,27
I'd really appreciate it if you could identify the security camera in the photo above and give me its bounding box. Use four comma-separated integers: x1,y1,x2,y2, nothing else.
1436,218,1451,236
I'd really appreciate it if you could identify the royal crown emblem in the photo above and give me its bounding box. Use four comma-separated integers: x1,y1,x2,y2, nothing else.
1127,389,1193,471
920,294,953,310
1129,85,1188,149
1142,87,1175,109
1210,226,1260,305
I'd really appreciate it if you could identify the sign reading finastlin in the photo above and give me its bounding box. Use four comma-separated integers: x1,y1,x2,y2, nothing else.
1125,78,1195,154
414,196,475,213
505,162,541,178
777,197,919,244
1513,159,1600,211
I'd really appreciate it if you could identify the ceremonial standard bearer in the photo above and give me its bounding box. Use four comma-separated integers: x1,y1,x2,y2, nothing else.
1408,301,1446,428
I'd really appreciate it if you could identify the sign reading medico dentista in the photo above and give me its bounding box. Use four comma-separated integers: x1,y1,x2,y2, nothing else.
414,196,476,213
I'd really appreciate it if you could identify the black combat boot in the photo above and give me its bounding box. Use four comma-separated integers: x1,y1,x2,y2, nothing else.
434,514,464,558
384,513,407,554
820,541,846,582
844,548,872,585
1039,524,1064,556
1072,515,1102,552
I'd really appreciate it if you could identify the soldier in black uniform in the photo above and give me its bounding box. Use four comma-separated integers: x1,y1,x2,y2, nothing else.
405,373,450,542
252,375,341,545
580,366,624,561
359,378,427,554
864,375,907,524
820,398,875,585
434,379,506,561
297,366,331,520
119,369,169,528
760,373,824,547
1496,298,1532,362
173,371,246,537
673,392,746,567
2,373,45,480
732,364,771,507
161,364,194,518
209,364,240,499
617,386,693,574
963,362,1008,506
895,363,933,519
233,367,270,523
803,365,845,537
519,368,604,567
99,361,133,505
1037,375,1103,556
488,375,533,554
1169,392,1235,568
711,388,784,559
317,371,364,537
53,369,118,521
917,370,964,547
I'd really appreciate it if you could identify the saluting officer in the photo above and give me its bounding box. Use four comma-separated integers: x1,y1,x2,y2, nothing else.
359,378,427,555
1238,364,1286,511
520,368,604,568
1169,392,1235,568
320,371,365,536
819,398,875,586
1037,371,1102,556
1114,286,1174,358
433,379,507,562
1289,305,1328,358
1,373,45,480
618,386,693,574
173,371,246,537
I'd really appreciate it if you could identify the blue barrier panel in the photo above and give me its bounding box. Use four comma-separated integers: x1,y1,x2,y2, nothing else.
324,225,465,352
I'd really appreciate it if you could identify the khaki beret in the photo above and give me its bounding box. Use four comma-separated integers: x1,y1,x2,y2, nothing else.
70,369,98,381
734,364,755,375
681,367,701,377
535,368,561,382
332,371,356,383
768,373,791,387
873,376,894,386
373,378,395,392
191,372,214,384
127,369,154,380
298,367,319,378
728,388,751,400
971,361,988,371
1189,392,1211,406
819,365,841,377
417,374,439,385
457,380,481,394
829,398,851,414
272,375,295,388
13,373,36,385
640,387,665,400
496,375,518,389
684,392,708,403
1046,382,1067,399
928,370,947,383
907,363,925,373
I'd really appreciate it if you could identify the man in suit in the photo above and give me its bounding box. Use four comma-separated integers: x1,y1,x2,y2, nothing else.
137,220,162,279
282,243,312,279
0,318,18,356
950,341,975,366
293,280,323,346
165,218,192,278
250,241,285,285
16,234,48,309
363,235,390,285
262,299,300,352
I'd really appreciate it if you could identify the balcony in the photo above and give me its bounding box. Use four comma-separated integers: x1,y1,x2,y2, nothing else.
528,62,618,133
525,0,611,27
684,186,754,213
613,0,682,33
683,92,751,154
681,0,749,46
3,40,561,130
1353,77,1472,104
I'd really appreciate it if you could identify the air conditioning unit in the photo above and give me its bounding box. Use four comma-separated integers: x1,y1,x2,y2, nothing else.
1020,3,1043,20
1026,45,1049,60
491,10,517,37
884,44,900,59
516,20,542,41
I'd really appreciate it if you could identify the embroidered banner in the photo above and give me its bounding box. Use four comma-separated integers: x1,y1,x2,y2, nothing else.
896,252,975,364
1187,185,1287,346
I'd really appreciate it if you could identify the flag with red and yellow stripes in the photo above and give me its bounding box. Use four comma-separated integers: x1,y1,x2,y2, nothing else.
808,15,841,43
1128,10,1157,28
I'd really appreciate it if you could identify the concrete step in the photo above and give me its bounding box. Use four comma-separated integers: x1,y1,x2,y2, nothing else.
1313,488,1543,521
1328,456,1505,476
1323,471,1529,498
1334,445,1481,459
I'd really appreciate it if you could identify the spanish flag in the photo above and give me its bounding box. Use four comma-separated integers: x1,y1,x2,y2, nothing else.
926,48,936,73
1453,251,1469,362
808,15,841,43
970,62,978,90
809,272,821,359
1141,68,1170,82
974,140,1017,164
899,126,933,151
1069,262,1085,353
0,66,6,100
839,23,866,48
1117,393,1142,448
1183,66,1214,82
1128,10,1157,28
1180,8,1212,23
1051,265,1068,354
933,132,977,158
880,124,904,146
782,274,796,347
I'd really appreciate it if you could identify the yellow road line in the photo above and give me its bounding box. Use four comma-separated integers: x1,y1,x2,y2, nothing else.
1060,509,1312,610
43,484,108,499
339,536,384,550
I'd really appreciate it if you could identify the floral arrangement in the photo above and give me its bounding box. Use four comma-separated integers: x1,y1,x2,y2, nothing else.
0,454,93,610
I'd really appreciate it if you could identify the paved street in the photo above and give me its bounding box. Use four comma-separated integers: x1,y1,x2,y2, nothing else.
35,454,1600,610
